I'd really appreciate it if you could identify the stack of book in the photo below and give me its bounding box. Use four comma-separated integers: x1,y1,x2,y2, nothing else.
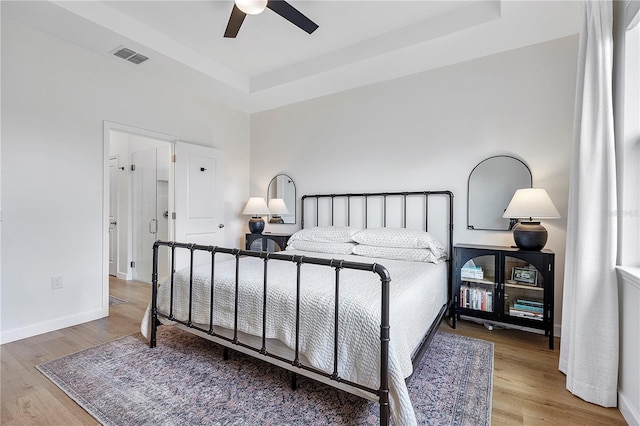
509,299,543,321
461,265,484,280
460,286,493,312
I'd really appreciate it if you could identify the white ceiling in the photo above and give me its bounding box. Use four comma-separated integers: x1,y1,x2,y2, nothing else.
1,0,581,113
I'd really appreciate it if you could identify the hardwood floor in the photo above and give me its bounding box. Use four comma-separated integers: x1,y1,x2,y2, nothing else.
1,277,150,425
442,320,626,426
1,277,627,425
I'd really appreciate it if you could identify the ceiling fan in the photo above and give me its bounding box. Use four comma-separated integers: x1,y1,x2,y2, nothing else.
224,0,319,38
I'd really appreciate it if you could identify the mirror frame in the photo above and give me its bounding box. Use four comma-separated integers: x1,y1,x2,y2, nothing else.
267,174,296,224
467,155,532,231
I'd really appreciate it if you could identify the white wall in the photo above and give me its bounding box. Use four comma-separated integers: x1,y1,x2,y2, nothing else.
0,10,578,344
0,18,250,344
618,268,640,425
251,35,579,335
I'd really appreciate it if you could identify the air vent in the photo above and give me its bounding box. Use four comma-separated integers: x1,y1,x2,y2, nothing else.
127,53,149,65
111,46,149,65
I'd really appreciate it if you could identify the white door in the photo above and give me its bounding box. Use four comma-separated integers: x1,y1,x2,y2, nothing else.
108,156,119,276
173,142,225,270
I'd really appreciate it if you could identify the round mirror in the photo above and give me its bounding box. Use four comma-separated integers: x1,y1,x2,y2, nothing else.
267,174,296,224
467,156,532,230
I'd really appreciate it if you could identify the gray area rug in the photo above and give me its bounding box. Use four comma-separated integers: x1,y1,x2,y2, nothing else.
108,296,127,306
36,327,493,425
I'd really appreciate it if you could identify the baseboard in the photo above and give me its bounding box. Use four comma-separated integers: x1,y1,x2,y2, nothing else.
0,308,106,345
116,271,130,280
619,391,640,426
554,323,562,339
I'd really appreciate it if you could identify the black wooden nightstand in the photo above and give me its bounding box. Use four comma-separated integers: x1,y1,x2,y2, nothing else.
245,233,292,252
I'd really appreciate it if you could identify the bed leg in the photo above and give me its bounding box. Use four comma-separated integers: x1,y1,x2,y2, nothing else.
150,313,158,348
290,372,298,390
379,395,390,426
223,347,229,360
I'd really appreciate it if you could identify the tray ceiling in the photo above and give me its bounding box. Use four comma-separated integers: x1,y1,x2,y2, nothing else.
1,1,580,112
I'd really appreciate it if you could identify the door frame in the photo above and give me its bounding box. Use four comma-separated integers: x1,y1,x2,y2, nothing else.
102,121,177,314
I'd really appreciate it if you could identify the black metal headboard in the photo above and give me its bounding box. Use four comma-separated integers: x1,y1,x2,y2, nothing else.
301,190,454,295
301,190,453,246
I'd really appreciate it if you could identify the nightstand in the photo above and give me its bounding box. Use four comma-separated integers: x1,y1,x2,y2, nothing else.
453,243,555,349
245,233,292,252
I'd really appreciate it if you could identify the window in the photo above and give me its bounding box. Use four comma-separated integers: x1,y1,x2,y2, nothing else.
619,23,639,267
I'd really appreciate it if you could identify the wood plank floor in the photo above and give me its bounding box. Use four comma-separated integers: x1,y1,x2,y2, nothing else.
443,320,626,425
1,277,627,425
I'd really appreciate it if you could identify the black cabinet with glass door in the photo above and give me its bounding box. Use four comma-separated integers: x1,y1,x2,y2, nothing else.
245,233,291,252
453,243,555,349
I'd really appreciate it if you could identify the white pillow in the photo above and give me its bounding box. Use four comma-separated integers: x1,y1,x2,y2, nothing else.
286,240,356,255
353,245,445,264
288,226,360,243
352,228,446,256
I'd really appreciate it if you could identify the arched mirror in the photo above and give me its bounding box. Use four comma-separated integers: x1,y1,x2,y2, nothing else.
467,156,532,230
267,174,296,224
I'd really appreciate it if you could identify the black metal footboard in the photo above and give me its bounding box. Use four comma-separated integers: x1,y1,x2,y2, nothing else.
150,242,393,425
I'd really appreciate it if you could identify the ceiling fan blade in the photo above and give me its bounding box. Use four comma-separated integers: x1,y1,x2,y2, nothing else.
224,4,246,38
266,0,318,34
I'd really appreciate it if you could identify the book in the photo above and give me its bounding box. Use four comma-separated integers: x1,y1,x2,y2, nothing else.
513,303,543,313
459,285,493,312
515,299,543,307
509,307,543,321
461,266,484,280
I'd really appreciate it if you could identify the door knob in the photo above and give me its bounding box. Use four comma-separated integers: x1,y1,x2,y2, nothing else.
218,224,225,228
110,220,117,226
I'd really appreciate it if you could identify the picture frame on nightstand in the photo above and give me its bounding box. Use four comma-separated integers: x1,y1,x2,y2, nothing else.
512,267,538,286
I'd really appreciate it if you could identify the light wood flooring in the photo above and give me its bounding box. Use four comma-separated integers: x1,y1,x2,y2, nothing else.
1,277,627,425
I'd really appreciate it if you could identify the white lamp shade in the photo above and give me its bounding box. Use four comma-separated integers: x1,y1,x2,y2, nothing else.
268,198,289,215
502,188,561,220
243,197,270,216
235,0,268,15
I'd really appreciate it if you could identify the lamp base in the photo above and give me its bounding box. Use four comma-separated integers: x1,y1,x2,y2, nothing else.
512,221,548,251
248,217,265,234
269,216,284,224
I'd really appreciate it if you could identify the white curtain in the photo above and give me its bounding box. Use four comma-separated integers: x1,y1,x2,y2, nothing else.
559,0,619,407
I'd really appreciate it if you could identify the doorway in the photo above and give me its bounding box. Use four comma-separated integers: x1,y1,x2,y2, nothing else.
103,122,226,314
131,145,171,283
108,127,172,285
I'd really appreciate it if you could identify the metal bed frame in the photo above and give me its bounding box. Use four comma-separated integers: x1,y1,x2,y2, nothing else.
150,190,454,425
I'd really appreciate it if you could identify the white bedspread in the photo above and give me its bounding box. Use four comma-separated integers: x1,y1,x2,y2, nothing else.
141,251,447,426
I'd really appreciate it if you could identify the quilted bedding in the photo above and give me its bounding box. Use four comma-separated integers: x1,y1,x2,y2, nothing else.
141,251,447,425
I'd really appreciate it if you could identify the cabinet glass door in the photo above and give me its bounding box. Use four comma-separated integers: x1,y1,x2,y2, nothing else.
503,256,544,321
249,238,284,252
460,255,496,313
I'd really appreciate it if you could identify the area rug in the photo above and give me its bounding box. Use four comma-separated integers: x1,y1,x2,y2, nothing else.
108,295,127,306
36,327,493,425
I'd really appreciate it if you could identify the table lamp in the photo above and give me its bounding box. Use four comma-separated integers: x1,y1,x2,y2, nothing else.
502,188,560,251
243,197,270,234
268,198,289,224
